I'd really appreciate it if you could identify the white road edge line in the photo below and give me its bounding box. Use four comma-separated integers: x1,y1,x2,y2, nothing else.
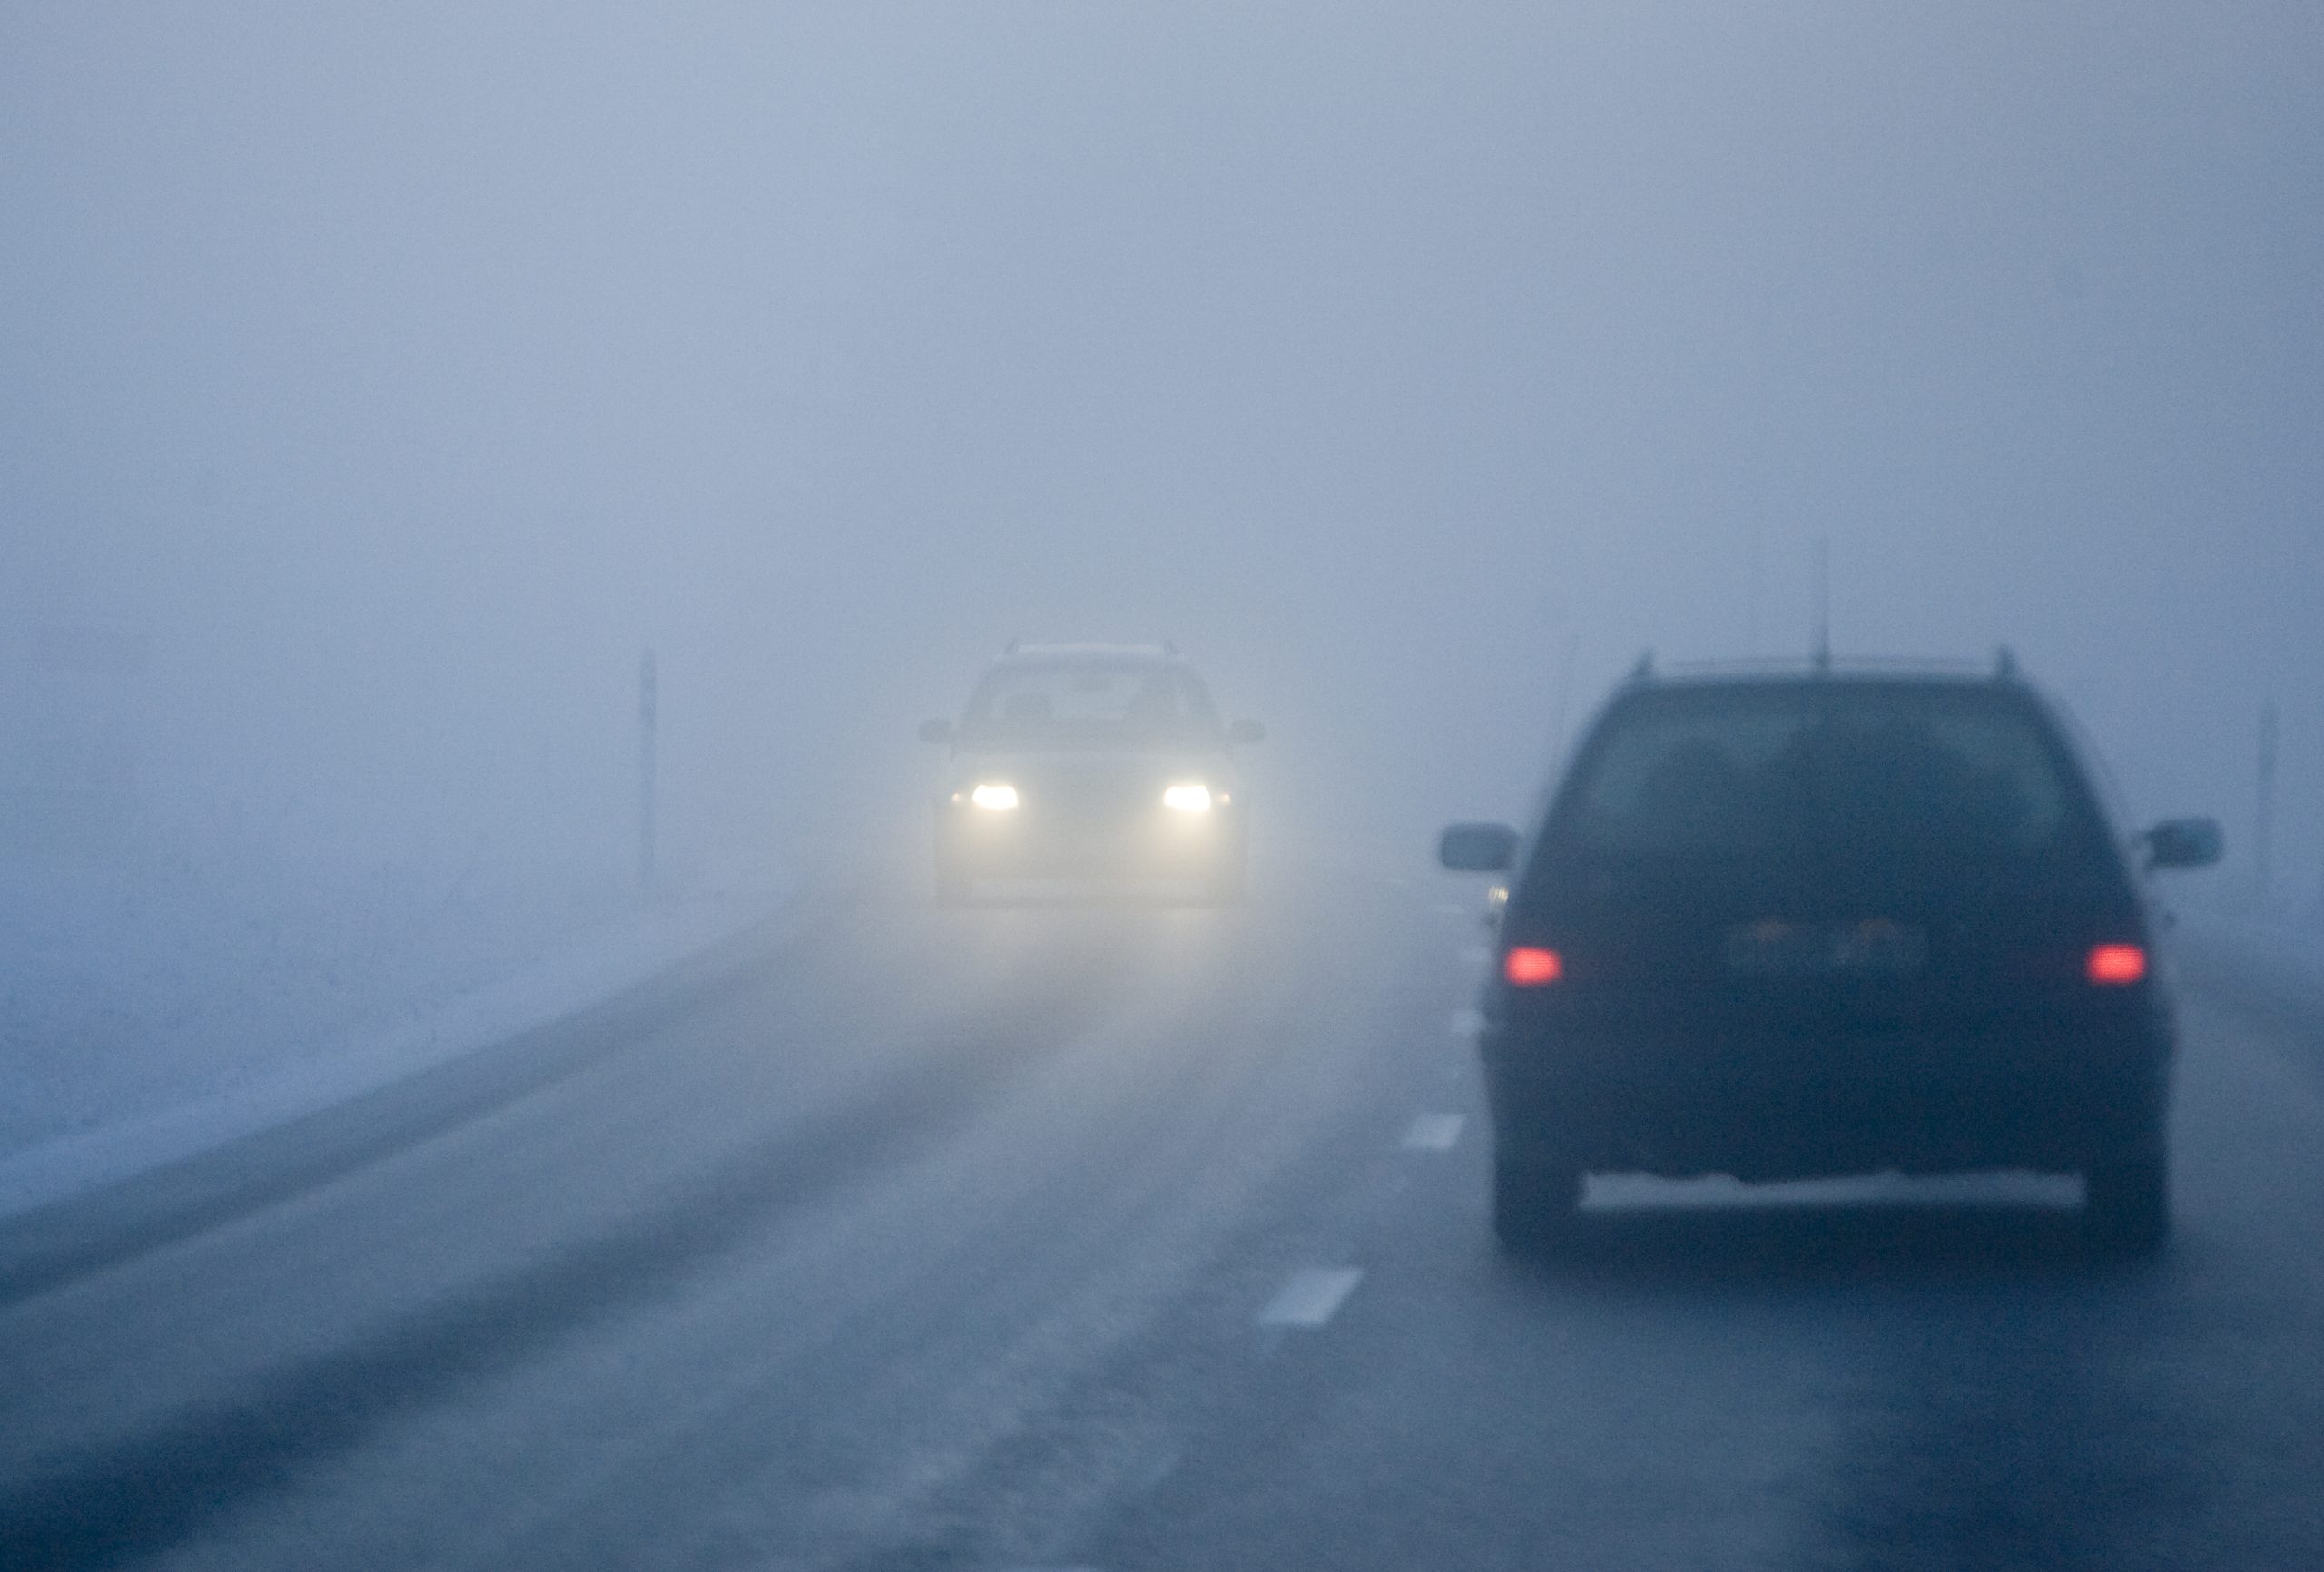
1401,1112,1465,1152
1258,1267,1364,1329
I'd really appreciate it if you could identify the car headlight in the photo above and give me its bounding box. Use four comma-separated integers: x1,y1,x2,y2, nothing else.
970,783,1019,811
1161,783,1212,812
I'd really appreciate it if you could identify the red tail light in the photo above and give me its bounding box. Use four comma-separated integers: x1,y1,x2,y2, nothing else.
2085,944,2148,986
1504,947,1564,987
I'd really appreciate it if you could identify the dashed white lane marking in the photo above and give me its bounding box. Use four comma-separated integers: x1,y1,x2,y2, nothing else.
1449,1007,1484,1038
1401,1112,1465,1151
1257,1267,1364,1329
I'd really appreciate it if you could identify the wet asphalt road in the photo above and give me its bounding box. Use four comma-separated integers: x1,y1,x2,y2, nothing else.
3,866,2322,1570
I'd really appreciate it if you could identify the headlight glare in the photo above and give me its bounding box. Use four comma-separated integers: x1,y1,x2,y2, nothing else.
970,783,1019,811
1161,783,1213,813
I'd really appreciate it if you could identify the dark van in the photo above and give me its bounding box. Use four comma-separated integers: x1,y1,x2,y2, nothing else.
1439,659,2221,1256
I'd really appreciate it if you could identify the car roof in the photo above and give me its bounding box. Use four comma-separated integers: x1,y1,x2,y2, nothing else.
990,641,1187,665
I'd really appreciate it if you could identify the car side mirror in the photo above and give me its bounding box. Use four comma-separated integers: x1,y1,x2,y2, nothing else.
2142,816,2222,870
917,718,955,745
1227,719,1265,745
1439,822,1518,872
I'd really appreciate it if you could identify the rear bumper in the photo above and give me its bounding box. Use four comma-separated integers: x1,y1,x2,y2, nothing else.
1480,1018,2171,1181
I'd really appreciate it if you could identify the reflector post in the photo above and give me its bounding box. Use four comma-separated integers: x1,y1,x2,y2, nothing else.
1503,947,1564,987
2085,943,2148,986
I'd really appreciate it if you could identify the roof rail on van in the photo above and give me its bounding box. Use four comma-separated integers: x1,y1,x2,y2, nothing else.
1649,655,1996,681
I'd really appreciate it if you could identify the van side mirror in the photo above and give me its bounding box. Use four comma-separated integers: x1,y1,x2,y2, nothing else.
1227,719,1265,745
2142,816,2222,870
917,719,955,745
1439,822,1518,872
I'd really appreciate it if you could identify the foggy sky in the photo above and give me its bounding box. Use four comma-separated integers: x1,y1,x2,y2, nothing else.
5,2,2318,889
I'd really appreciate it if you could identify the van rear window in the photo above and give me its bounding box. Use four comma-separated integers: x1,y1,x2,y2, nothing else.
1559,685,2082,859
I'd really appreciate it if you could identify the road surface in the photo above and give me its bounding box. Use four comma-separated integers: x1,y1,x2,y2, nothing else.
4,867,2322,1569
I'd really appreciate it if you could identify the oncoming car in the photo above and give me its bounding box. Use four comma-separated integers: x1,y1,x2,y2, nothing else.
919,643,1263,906
1439,655,2222,1257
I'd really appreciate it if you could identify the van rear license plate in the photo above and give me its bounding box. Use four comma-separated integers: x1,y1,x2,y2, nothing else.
1724,919,1928,976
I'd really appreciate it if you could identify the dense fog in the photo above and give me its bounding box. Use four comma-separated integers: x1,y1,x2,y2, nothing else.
5,1,2319,914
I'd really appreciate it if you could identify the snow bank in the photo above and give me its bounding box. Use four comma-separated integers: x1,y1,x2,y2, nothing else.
0,843,796,1219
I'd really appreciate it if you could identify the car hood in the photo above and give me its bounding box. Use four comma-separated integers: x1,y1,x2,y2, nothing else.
950,746,1235,779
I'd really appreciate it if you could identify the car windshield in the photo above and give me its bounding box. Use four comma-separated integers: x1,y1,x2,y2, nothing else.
960,662,1221,749
1555,684,2089,860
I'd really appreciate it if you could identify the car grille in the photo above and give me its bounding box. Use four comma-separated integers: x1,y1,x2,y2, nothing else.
1027,767,1160,825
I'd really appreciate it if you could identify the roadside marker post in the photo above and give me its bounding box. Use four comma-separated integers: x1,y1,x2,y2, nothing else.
640,648,658,900
2255,700,2277,906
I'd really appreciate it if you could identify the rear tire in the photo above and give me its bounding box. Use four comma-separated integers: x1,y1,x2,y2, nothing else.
1492,1155,1584,1256
2083,1153,2169,1256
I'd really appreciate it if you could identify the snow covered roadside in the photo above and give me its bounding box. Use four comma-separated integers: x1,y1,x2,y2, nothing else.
0,854,802,1222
